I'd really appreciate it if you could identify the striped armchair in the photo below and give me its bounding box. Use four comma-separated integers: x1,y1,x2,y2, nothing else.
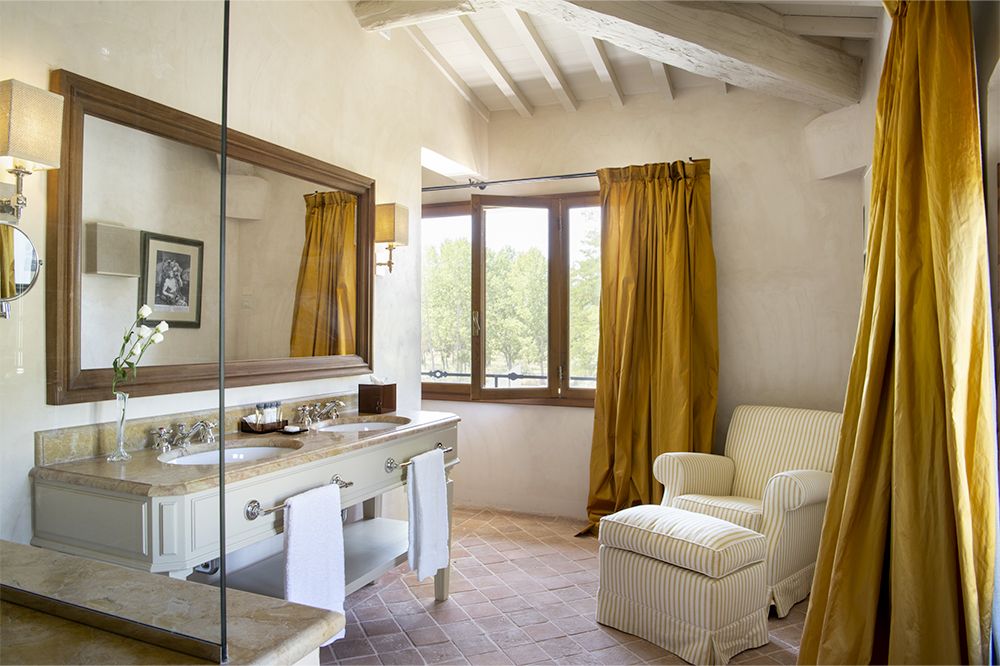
653,405,842,617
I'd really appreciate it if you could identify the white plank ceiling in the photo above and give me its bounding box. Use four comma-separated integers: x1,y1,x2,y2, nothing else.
392,1,883,116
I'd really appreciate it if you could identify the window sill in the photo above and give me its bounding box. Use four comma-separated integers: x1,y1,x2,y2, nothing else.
421,389,594,409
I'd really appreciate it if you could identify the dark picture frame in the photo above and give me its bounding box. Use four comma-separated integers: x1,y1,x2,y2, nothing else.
138,231,203,328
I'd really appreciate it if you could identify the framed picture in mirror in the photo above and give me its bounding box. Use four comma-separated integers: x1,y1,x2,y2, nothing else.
138,231,203,328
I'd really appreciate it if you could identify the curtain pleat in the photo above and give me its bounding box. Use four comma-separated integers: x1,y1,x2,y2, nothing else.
0,224,15,299
799,2,997,663
584,160,719,530
289,191,357,357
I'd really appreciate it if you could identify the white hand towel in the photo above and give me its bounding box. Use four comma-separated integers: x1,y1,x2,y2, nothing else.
407,448,449,581
284,484,345,645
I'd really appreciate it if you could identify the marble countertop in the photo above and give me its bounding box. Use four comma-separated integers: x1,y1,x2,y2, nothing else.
31,410,460,497
0,540,343,664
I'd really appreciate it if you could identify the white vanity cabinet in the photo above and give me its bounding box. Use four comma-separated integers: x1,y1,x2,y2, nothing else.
31,414,458,598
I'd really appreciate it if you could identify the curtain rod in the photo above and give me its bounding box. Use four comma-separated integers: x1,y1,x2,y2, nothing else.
422,171,597,192
421,159,706,193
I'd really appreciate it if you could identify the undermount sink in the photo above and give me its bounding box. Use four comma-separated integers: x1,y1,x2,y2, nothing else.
319,421,399,433
161,445,298,466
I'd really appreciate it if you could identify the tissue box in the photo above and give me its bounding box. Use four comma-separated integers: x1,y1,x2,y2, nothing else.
359,383,396,414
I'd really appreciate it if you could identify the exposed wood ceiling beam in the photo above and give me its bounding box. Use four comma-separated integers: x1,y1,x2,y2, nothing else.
717,80,731,94
581,36,624,110
406,26,491,122
354,0,475,31
649,60,674,102
504,8,578,112
458,15,534,117
518,0,862,111
782,15,878,39
351,0,863,111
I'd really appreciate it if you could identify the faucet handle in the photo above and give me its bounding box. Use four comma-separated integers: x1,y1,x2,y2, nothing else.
152,427,172,453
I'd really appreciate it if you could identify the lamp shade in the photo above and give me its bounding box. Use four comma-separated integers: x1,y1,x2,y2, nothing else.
0,79,64,171
375,203,409,246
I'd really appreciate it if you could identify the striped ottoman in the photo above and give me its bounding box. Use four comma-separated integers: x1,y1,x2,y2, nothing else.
597,506,768,665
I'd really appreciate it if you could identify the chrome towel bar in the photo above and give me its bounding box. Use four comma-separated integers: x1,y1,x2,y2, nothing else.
385,443,453,474
244,474,354,521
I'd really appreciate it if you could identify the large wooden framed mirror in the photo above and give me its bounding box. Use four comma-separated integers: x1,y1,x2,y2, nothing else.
46,70,374,404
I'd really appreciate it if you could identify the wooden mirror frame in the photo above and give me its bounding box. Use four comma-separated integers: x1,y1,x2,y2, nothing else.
46,70,374,405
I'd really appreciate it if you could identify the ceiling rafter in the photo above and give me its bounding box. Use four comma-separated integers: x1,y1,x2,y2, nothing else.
580,36,624,110
649,60,674,102
405,26,491,122
457,15,534,118
503,8,578,113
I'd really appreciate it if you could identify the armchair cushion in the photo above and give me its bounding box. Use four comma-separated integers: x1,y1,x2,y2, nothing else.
673,494,762,532
599,505,765,579
653,452,735,505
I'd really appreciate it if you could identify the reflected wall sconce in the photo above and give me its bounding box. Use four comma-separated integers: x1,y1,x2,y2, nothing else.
0,79,64,222
375,203,408,274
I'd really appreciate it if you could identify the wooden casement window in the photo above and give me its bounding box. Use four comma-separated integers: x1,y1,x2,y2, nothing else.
421,192,600,407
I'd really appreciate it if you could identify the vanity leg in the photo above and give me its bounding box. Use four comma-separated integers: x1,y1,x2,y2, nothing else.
434,478,453,601
166,568,192,580
362,495,382,520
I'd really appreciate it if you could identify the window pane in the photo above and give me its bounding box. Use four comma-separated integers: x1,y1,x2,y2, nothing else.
421,215,471,384
568,206,600,389
483,206,548,389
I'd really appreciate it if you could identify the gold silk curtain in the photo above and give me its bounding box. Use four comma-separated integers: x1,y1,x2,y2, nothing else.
289,191,357,357
584,161,718,530
0,224,14,299
799,2,997,663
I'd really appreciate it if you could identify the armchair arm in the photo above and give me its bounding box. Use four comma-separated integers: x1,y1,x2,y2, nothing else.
653,452,735,506
762,469,832,514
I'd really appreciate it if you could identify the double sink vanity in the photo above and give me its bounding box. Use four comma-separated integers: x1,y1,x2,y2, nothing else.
31,409,459,600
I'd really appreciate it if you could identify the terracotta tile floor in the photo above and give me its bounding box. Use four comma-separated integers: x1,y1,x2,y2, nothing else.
321,508,805,665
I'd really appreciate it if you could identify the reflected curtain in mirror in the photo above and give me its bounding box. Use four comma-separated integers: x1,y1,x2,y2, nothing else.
290,191,357,356
798,2,997,663
584,160,718,530
0,224,13,298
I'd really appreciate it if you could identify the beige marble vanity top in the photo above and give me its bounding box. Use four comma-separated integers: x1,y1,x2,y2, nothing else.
31,410,459,497
0,540,342,664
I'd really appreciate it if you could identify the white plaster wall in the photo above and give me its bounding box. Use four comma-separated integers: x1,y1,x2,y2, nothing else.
0,0,487,543
431,86,871,520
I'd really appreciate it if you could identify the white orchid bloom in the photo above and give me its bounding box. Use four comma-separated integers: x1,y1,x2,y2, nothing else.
138,304,153,319
151,332,165,344
137,325,152,339
155,321,169,333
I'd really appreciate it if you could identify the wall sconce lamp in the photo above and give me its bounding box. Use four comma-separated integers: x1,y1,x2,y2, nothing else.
0,79,64,222
375,203,408,274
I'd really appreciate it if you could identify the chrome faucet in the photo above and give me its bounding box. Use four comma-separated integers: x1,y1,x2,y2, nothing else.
172,420,218,450
152,427,172,454
315,400,345,420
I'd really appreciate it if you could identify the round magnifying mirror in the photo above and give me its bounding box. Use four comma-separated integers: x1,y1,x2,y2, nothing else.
0,222,42,302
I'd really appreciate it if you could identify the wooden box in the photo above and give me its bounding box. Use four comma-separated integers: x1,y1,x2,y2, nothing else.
359,383,396,414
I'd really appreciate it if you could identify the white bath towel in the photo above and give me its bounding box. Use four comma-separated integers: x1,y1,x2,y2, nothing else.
406,448,450,581
284,484,345,645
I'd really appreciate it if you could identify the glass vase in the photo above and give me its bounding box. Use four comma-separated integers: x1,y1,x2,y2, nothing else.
107,391,132,462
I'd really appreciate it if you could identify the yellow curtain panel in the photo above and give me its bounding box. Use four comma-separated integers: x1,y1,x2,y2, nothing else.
0,224,14,300
584,160,718,530
289,191,357,357
799,2,997,663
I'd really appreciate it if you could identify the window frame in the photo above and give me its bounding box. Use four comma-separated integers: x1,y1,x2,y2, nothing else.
421,192,600,408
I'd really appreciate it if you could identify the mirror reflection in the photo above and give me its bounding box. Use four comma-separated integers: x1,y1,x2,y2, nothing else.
79,117,357,369
0,222,41,301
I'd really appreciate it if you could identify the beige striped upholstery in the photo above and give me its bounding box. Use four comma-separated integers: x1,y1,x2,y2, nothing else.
597,509,769,665
725,405,840,499
673,494,762,531
653,405,842,618
654,452,736,505
600,505,765,578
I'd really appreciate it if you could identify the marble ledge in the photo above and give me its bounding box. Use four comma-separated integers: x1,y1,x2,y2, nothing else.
31,410,460,497
35,390,360,467
1,540,343,665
